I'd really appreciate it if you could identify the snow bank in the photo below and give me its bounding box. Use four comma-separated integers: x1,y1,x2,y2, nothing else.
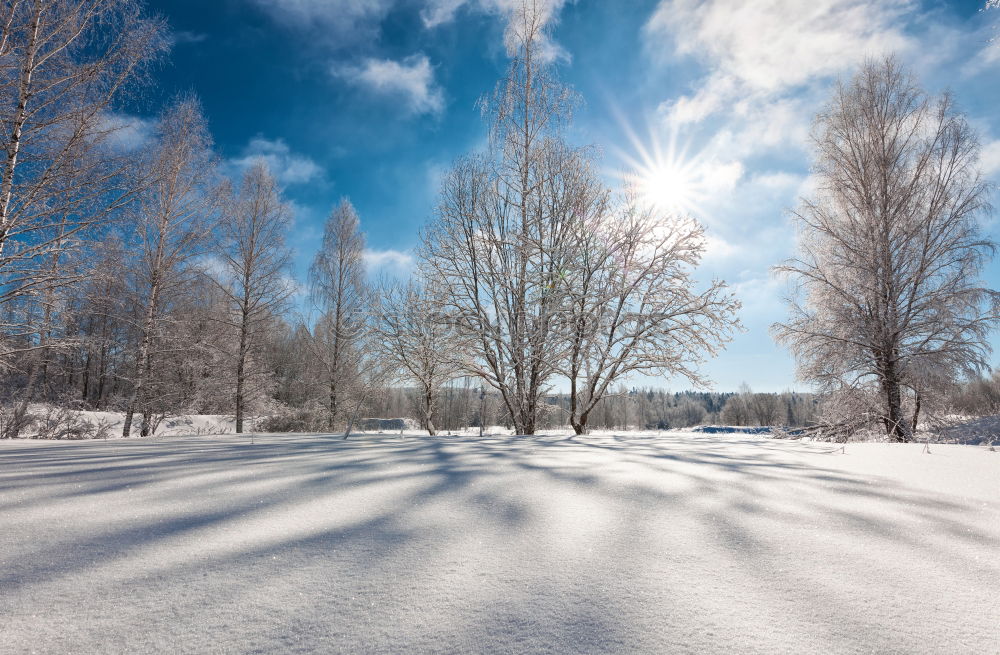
14,404,240,439
933,414,1000,445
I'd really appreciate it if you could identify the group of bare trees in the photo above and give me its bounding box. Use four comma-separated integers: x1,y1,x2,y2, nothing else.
0,0,302,437
419,4,739,435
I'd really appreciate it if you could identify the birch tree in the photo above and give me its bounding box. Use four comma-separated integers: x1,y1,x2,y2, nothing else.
420,3,587,435
121,98,220,437
308,198,366,430
773,57,998,442
0,0,165,359
214,161,292,433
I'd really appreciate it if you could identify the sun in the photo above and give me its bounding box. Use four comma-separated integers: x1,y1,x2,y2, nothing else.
612,116,708,218
636,161,698,214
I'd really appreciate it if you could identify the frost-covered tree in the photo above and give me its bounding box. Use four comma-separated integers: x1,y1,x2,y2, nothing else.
121,99,221,437
308,199,367,430
0,0,166,360
562,194,739,434
214,162,292,433
720,383,754,426
774,57,998,442
371,277,466,435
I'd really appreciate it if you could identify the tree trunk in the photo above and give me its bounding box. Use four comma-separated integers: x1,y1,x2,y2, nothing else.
911,391,921,435
478,389,486,437
0,6,40,260
328,382,338,431
81,350,91,404
122,323,153,437
235,321,248,434
423,386,436,436
881,371,912,442
123,262,161,437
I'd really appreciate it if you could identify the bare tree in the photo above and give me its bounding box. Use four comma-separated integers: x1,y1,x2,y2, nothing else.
121,98,221,437
0,0,166,359
371,277,466,435
420,2,586,435
308,198,366,431
774,57,998,442
72,236,130,409
213,161,292,433
561,194,739,434
748,392,781,427
720,383,753,426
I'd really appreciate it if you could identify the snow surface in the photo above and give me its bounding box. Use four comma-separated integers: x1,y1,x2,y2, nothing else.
1,431,997,654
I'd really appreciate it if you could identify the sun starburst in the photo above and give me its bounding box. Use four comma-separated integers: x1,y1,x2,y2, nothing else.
612,117,710,219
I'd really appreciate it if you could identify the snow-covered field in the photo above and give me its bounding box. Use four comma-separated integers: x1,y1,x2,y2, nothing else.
1,431,997,654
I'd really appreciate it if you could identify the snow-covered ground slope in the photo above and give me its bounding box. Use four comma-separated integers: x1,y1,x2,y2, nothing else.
1,432,997,654
13,405,240,438
935,414,1000,445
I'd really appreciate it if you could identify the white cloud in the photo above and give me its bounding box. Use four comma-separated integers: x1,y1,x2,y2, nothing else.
363,248,415,276
752,171,804,191
250,0,392,38
492,0,570,60
647,0,915,126
421,0,468,28
700,232,739,263
980,139,1000,178
700,159,744,195
169,30,208,45
422,0,569,61
731,275,787,321
100,113,156,152
338,54,444,116
230,137,323,186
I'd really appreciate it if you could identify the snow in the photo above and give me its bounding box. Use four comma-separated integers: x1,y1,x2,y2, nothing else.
1,430,997,653
16,405,242,438
935,414,1000,445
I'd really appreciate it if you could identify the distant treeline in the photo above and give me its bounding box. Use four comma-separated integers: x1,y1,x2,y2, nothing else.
339,382,821,432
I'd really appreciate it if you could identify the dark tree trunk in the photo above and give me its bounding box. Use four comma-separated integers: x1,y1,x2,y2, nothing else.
881,368,912,442
328,382,338,431
81,350,91,404
423,386,436,436
235,321,248,434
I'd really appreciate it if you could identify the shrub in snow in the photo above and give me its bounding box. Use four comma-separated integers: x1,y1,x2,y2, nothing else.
258,404,329,433
30,406,111,440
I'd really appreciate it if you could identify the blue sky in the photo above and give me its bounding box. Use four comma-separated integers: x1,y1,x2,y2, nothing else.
134,0,1000,392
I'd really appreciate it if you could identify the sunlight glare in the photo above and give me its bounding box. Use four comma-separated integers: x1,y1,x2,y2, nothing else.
612,113,710,219
639,162,696,214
